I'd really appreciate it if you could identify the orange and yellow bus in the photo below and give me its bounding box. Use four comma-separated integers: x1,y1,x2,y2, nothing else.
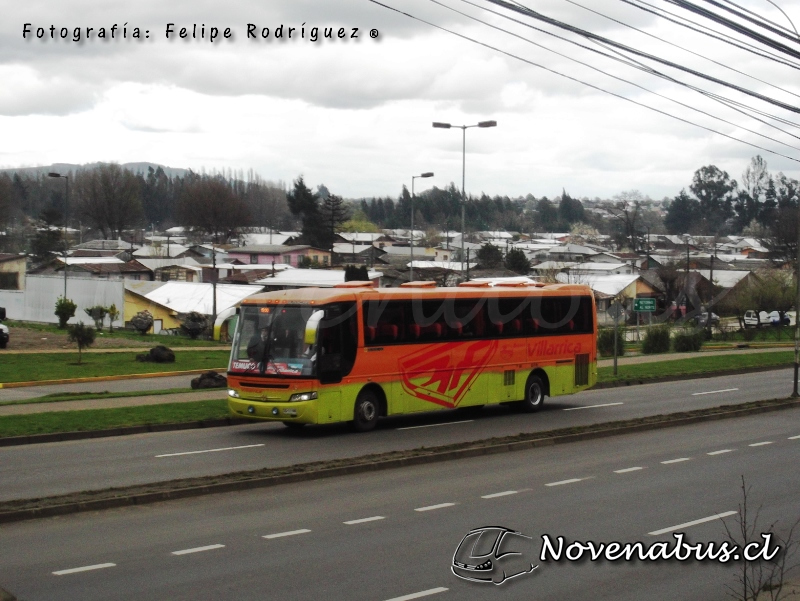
227,281,597,432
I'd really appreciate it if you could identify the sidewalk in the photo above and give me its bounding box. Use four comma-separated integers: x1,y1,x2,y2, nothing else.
597,345,792,368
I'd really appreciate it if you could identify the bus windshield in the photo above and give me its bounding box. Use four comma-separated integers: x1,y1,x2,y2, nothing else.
230,305,322,377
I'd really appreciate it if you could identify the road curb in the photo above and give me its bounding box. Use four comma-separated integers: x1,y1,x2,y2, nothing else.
1,397,798,524
0,368,226,389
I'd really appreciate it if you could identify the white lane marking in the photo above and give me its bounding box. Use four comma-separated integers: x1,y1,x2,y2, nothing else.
563,402,623,411
749,441,773,447
263,529,311,539
649,511,738,536
415,503,456,512
53,563,116,576
614,467,644,474
156,444,265,458
481,490,519,499
171,544,225,555
383,588,449,601
397,420,473,430
708,449,734,455
661,458,691,464
344,516,385,525
789,435,800,440
691,388,738,396
545,478,587,487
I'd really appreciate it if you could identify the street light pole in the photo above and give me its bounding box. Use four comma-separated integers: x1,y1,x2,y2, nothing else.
48,172,69,298
759,0,800,396
433,120,497,275
410,172,434,281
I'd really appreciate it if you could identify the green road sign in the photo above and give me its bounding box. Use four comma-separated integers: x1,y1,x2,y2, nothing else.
633,298,656,312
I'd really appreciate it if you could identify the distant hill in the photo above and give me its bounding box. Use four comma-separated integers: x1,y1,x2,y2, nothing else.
1,162,191,179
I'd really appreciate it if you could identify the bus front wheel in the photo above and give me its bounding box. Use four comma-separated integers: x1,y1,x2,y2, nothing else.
351,390,379,432
520,375,545,413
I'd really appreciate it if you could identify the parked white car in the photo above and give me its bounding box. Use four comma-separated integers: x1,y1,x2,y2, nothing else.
743,310,791,327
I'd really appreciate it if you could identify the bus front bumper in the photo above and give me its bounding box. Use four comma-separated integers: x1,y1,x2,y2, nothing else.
228,396,317,424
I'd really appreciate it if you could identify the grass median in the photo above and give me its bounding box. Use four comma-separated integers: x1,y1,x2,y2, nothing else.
0,350,230,383
0,349,794,439
597,350,793,383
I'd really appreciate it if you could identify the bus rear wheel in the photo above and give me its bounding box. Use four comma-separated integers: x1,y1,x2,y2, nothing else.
351,389,379,432
520,375,545,413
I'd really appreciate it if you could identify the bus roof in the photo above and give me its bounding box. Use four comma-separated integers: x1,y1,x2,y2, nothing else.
238,282,594,306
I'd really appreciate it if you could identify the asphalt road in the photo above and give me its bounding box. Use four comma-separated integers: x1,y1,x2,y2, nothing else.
2,410,798,601
1,368,798,502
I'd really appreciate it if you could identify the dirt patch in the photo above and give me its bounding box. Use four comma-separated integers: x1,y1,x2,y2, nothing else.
4,325,154,351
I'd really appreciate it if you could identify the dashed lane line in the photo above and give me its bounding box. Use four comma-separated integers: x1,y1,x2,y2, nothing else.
53,563,116,576
344,516,385,525
156,444,265,458
749,441,773,447
661,458,691,464
614,467,644,474
171,544,225,556
263,529,311,539
397,420,473,430
415,503,456,512
563,402,623,411
383,588,449,601
648,511,738,536
708,449,735,455
545,478,589,487
691,388,739,396
481,490,519,499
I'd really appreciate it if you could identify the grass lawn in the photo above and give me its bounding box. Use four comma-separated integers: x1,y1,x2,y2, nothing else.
0,351,230,383
0,400,230,438
598,351,793,382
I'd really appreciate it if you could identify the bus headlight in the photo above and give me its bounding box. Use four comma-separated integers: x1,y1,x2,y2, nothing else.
289,391,318,402
228,389,241,399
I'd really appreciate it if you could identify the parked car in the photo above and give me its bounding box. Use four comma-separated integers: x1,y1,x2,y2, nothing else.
744,310,790,327
694,312,720,327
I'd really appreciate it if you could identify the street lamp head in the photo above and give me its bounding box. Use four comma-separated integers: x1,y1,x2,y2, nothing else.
432,122,451,129
48,172,63,178
478,120,497,128
420,172,434,178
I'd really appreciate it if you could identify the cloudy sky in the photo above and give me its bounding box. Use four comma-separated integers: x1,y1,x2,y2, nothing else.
2,0,799,202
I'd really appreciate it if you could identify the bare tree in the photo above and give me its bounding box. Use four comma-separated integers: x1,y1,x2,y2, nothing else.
724,477,800,601
73,164,143,239
177,174,251,242
603,190,649,251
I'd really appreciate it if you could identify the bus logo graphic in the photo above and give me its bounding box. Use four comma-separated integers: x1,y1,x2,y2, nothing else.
399,340,498,408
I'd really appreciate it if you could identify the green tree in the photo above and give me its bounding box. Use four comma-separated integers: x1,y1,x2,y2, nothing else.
319,191,350,250
476,243,503,268
67,322,96,364
84,305,108,330
558,190,584,224
107,303,120,333
286,176,329,248
504,248,531,274
345,265,370,281
689,165,736,234
664,190,701,234
340,210,381,233
54,296,77,329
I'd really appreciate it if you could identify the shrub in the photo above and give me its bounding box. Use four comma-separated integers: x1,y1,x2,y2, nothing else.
130,310,154,335
107,303,120,332
642,324,671,354
54,296,77,329
597,327,626,357
673,329,705,352
67,322,96,364
180,311,209,339
84,305,108,330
